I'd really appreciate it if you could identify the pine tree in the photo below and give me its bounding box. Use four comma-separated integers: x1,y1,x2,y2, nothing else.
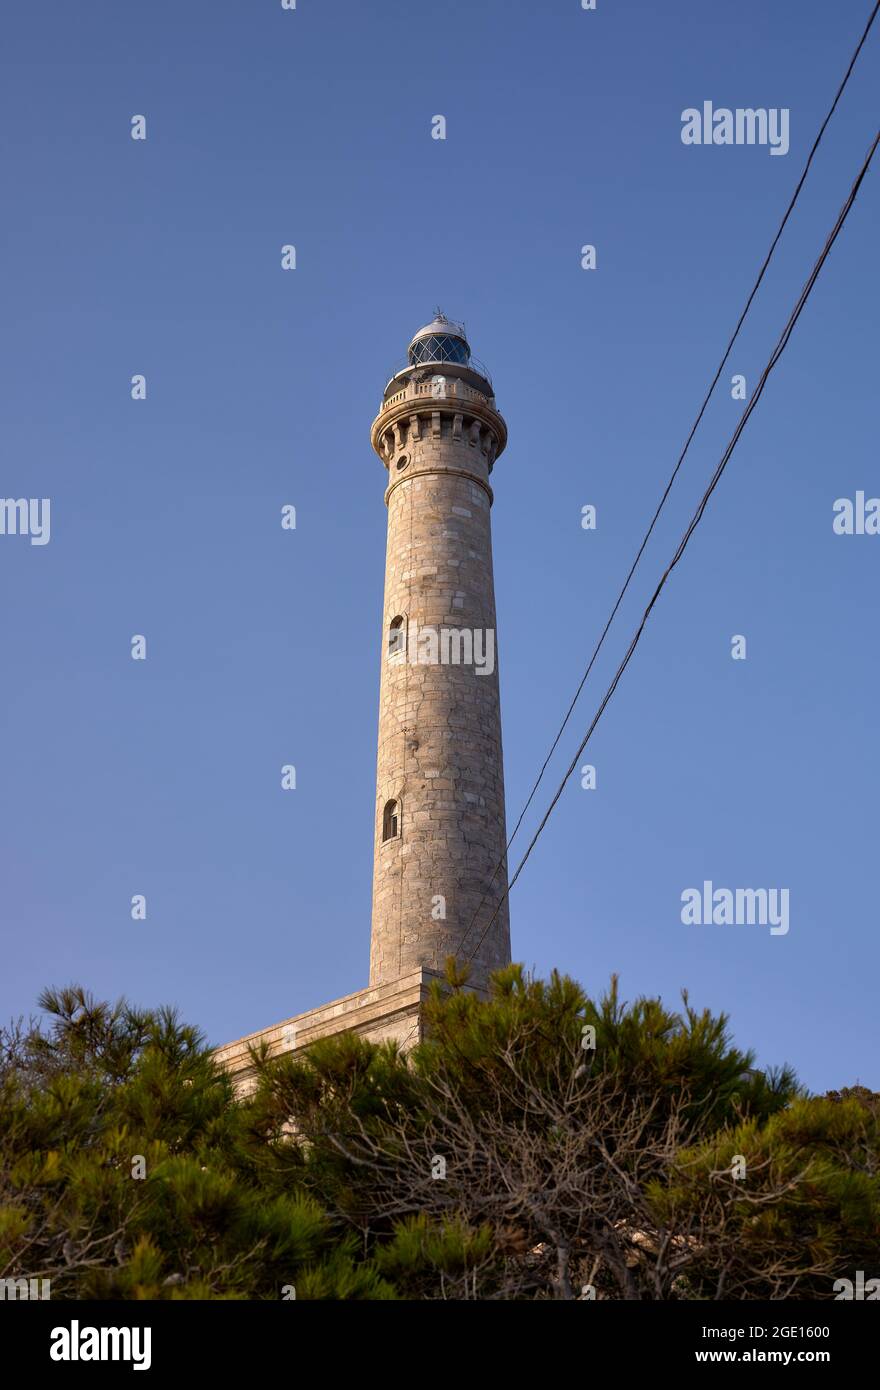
0,987,393,1299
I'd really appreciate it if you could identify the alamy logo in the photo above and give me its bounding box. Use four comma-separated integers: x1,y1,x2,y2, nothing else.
681,881,789,935
390,621,495,675
833,491,880,535
50,1320,151,1370
0,498,51,545
1,1276,51,1300
681,102,789,156
833,1271,880,1300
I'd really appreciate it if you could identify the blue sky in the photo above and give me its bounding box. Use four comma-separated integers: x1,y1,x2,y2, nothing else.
2,0,877,1093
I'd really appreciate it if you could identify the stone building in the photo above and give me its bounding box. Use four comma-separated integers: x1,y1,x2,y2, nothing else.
216,315,511,1086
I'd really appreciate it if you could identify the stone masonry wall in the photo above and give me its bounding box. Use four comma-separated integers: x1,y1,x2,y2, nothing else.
369,384,511,991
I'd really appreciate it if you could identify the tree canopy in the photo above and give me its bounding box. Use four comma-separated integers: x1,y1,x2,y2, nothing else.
1,969,876,1300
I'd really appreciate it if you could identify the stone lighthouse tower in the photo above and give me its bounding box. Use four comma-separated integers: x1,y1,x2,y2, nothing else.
368,314,511,993
216,313,512,1086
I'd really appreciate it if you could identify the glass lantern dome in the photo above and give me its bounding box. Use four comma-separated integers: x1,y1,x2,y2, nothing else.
407,313,471,368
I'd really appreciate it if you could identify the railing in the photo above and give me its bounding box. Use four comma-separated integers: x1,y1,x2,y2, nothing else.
384,354,493,388
379,376,497,416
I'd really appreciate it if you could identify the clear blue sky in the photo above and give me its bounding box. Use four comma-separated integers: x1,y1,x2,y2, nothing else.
2,0,877,1094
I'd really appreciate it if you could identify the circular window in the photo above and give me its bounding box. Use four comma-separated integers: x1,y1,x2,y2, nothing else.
396,454,409,471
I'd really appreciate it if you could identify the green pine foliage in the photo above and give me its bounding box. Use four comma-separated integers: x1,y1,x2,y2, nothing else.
417,964,796,1133
651,1093,880,1299
1,972,875,1299
0,987,393,1299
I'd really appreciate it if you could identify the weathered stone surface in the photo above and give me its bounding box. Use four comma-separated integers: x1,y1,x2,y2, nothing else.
368,357,511,992
215,970,440,1090
216,323,512,1089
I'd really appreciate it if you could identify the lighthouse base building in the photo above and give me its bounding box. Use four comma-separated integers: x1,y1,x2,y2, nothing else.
217,315,510,1089
215,969,440,1089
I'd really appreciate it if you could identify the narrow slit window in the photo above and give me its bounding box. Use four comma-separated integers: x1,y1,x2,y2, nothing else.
388,615,405,658
382,799,399,842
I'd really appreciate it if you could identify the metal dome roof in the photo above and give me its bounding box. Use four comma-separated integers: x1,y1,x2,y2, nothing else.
408,311,469,349
407,311,472,369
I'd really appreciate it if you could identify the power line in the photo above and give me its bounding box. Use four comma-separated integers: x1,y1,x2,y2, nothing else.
454,0,880,963
396,14,879,1055
461,128,879,974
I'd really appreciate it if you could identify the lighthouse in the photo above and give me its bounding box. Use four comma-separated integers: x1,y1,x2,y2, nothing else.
368,314,511,991
216,313,511,1084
